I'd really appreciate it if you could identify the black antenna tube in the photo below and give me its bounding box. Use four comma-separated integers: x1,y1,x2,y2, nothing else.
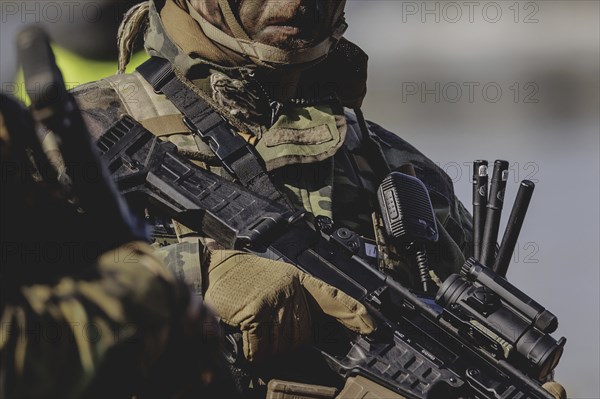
494,180,535,277
472,160,489,260
480,160,509,267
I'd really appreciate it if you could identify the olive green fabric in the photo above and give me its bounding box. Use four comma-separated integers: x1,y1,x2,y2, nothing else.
203,250,375,363
0,242,174,398
152,0,249,69
154,239,206,297
277,157,336,219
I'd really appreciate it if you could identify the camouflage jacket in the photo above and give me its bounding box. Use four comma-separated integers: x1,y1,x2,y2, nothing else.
66,1,473,289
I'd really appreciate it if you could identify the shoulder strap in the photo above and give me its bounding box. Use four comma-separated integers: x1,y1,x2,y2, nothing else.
345,108,391,182
137,57,292,209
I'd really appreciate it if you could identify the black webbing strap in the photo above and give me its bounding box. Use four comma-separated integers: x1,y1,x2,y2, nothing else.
137,57,292,208
353,108,391,182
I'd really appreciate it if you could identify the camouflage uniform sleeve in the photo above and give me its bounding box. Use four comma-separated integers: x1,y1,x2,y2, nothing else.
0,242,214,398
367,121,474,278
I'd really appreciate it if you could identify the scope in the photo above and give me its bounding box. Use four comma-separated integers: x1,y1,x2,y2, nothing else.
436,258,566,380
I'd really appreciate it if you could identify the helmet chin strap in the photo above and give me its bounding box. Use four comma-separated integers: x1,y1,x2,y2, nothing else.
217,0,252,40
186,0,348,68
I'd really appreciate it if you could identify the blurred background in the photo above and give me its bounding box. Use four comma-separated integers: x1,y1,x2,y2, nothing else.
1,1,599,397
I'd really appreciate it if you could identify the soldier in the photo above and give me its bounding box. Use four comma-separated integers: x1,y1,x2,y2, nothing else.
51,0,565,397
0,93,236,398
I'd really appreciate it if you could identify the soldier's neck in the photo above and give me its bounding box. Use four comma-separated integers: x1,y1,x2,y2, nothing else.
254,69,303,103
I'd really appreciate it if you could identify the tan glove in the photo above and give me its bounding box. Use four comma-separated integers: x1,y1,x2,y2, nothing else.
543,381,567,399
204,250,376,362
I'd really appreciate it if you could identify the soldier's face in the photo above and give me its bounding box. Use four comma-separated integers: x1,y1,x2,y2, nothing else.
192,0,343,50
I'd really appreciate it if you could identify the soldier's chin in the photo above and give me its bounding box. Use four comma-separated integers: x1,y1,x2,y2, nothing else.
255,26,315,50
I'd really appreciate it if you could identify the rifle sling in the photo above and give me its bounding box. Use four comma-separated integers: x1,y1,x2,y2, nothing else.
137,57,292,209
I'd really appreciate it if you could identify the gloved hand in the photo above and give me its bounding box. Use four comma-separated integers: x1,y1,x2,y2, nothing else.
204,250,376,362
543,381,567,399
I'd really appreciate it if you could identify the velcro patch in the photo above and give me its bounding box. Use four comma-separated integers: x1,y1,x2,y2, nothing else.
264,124,333,147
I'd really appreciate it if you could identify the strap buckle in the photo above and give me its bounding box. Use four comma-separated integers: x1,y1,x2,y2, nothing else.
137,57,175,94
183,116,253,176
